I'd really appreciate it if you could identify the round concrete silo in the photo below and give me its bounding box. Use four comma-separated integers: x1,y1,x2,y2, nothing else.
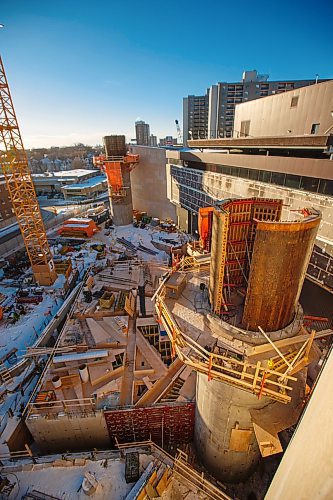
195,373,270,482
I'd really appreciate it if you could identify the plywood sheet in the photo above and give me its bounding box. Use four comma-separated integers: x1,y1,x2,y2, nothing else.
253,422,283,457
229,426,252,452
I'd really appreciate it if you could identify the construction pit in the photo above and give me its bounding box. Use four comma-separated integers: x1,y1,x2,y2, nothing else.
24,224,197,456
2,198,332,498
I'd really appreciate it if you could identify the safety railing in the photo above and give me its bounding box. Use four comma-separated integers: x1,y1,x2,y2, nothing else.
155,295,296,404
27,397,96,419
115,439,231,500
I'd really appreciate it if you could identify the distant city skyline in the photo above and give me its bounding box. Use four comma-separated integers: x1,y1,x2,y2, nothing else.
1,0,332,148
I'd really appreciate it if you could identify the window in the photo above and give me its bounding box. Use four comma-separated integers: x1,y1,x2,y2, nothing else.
248,169,259,181
240,120,251,137
258,171,271,183
319,179,333,195
285,174,301,189
291,96,299,108
271,172,285,186
311,123,320,135
300,176,319,192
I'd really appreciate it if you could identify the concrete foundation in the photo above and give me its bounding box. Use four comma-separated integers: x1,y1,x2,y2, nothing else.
110,168,133,226
26,412,110,453
195,372,270,483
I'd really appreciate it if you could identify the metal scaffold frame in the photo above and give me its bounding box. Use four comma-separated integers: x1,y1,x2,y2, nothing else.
93,154,139,200
0,56,56,285
209,199,282,316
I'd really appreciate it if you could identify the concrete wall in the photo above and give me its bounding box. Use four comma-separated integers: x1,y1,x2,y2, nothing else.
169,164,333,291
234,80,333,137
195,373,269,483
266,347,333,499
169,165,333,242
169,149,333,180
26,412,110,453
130,146,177,221
109,168,133,226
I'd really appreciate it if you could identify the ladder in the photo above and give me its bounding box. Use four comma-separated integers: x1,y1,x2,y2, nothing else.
215,212,230,315
0,363,12,384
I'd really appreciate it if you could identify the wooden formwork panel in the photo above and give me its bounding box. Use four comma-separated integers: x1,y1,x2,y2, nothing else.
104,403,195,449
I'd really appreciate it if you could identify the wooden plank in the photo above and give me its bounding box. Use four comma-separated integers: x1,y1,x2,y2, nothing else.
246,329,333,361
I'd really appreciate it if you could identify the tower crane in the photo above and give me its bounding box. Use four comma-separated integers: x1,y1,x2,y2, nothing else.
175,119,183,144
0,56,57,285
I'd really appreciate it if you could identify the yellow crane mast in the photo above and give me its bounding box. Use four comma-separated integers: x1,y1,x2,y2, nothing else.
0,56,57,285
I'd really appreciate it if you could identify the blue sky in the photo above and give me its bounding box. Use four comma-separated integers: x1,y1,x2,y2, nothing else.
1,0,332,148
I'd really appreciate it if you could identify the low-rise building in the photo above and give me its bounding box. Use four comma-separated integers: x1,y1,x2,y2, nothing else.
32,169,107,199
61,175,107,200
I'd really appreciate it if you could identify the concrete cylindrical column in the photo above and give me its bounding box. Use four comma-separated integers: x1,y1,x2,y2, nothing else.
79,364,89,383
195,372,270,483
52,376,62,389
109,168,133,226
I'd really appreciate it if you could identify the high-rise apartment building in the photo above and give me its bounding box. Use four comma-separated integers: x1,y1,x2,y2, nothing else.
149,134,158,147
183,70,327,143
183,94,209,145
135,120,150,146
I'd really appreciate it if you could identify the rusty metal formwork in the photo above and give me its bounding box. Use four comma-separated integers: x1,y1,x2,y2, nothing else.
208,198,321,332
243,216,321,331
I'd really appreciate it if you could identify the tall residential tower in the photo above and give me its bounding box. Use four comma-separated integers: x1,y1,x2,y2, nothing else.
135,120,150,146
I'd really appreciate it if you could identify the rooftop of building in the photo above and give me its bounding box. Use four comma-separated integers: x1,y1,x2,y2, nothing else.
61,175,107,190
32,169,100,179
187,134,333,151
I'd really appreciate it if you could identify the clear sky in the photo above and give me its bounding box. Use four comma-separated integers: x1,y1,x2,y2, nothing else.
1,0,332,148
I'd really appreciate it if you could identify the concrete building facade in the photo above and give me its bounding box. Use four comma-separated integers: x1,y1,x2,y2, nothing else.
183,70,328,143
166,146,333,293
149,134,158,147
233,79,333,137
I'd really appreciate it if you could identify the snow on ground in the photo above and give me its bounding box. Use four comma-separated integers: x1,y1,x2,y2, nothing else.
168,274,214,348
5,459,133,499
0,289,64,366
110,225,169,262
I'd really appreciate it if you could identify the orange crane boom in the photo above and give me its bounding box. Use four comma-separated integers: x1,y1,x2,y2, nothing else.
0,56,57,285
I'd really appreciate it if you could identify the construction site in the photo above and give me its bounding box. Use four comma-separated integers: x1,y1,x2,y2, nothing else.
1,51,333,500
